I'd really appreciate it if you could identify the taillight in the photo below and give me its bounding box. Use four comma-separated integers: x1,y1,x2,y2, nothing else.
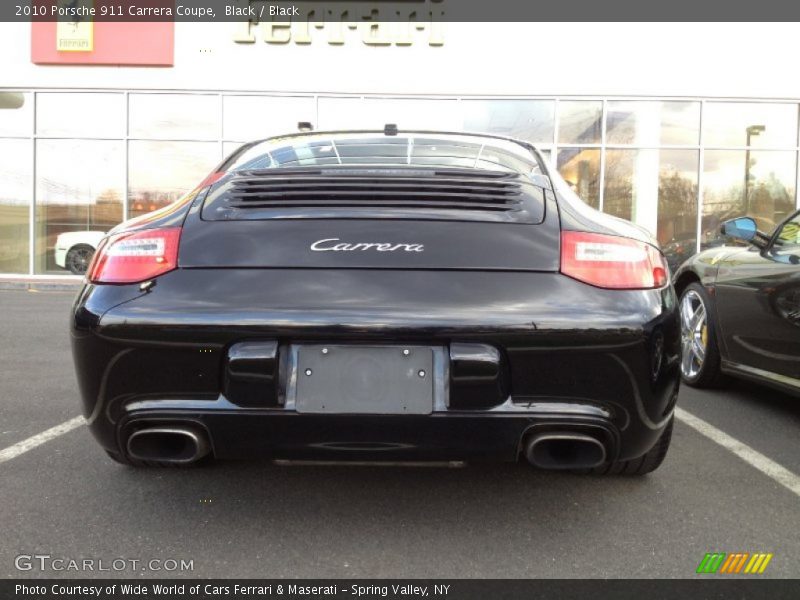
87,227,181,284
560,231,668,290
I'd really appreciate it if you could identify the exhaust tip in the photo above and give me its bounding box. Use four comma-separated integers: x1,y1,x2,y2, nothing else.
524,433,606,470
126,427,210,464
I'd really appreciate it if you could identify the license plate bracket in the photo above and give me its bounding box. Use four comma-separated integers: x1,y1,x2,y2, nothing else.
294,345,434,414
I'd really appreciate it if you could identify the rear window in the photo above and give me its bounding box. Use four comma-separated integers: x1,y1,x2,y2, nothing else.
224,134,543,175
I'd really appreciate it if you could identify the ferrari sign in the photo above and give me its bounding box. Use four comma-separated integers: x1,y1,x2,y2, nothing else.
56,20,93,52
54,0,93,52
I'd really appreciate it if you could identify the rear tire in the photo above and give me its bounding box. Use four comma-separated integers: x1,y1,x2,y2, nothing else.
65,244,95,275
589,417,673,476
679,282,726,388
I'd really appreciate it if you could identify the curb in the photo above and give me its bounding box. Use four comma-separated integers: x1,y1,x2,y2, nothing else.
0,279,82,292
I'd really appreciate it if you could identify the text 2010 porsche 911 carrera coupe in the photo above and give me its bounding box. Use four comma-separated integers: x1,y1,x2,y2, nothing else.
71,130,680,474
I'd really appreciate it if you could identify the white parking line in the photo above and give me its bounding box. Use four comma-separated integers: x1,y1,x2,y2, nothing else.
0,416,84,465
675,407,800,498
2,409,799,498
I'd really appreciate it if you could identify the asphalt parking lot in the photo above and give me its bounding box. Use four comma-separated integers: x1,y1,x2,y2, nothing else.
1,288,798,579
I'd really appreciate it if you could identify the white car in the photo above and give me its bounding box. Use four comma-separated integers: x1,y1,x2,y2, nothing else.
54,231,106,275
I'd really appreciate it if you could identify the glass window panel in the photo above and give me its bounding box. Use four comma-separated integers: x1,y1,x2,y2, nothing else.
317,97,359,129
557,147,600,208
128,141,220,219
603,149,639,221
0,92,33,136
0,140,32,274
703,103,798,148
35,140,124,274
223,95,316,141
318,97,462,131
460,100,555,143
129,94,220,139
604,149,699,270
606,101,700,146
657,150,700,270
37,93,125,137
557,100,602,144
702,150,796,249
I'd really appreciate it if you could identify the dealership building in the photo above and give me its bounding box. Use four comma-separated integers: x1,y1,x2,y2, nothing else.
1,20,799,277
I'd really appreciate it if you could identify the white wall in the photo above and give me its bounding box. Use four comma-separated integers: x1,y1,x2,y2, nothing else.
1,22,799,99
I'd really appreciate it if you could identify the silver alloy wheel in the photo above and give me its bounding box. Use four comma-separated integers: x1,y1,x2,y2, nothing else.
66,246,94,275
679,289,708,379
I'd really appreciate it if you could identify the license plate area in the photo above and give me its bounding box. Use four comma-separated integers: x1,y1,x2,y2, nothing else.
293,345,436,415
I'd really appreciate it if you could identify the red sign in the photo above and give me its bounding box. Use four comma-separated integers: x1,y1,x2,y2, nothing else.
31,21,174,66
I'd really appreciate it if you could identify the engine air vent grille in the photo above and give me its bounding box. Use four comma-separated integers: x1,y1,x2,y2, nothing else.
203,166,545,224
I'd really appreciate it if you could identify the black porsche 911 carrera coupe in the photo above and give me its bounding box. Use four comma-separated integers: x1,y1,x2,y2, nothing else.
71,130,680,474
674,211,800,394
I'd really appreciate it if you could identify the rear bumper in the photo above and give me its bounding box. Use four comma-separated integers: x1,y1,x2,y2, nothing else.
117,403,618,463
71,268,680,463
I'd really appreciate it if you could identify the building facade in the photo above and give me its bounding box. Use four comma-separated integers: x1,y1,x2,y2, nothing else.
1,22,799,277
